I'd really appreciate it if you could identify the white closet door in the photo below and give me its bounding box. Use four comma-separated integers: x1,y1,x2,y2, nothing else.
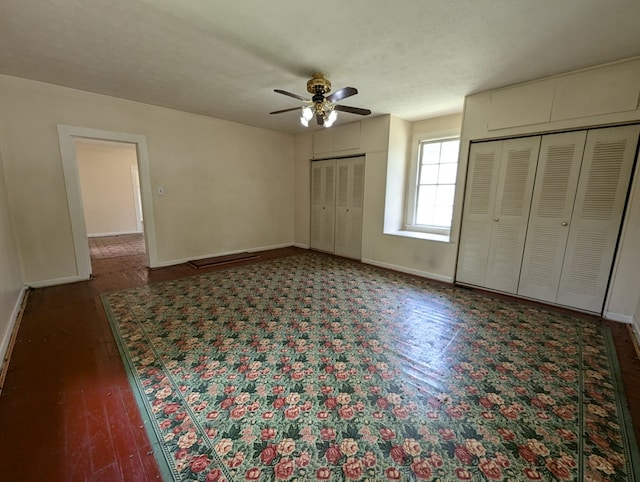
485,136,540,293
310,160,336,253
518,131,586,302
457,141,503,286
334,157,365,259
557,125,640,312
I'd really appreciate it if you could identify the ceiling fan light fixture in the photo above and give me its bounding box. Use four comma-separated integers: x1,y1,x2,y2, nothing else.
324,109,338,128
300,115,309,127
301,105,314,121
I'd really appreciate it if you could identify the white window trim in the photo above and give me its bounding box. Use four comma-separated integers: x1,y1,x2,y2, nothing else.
386,229,451,243
404,133,460,238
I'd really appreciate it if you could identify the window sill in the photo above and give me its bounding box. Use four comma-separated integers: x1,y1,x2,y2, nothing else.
385,230,451,243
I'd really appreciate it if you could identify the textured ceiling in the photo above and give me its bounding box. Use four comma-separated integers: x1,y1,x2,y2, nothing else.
1,0,639,134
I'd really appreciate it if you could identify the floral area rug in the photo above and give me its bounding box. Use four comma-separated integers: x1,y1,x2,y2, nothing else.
102,252,638,481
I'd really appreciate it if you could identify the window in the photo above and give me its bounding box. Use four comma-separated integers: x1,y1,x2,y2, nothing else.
405,137,460,236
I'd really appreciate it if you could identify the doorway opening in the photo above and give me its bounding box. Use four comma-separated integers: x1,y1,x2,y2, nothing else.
57,125,157,281
74,138,146,274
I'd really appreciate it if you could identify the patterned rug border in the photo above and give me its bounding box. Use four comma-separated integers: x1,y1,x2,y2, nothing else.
100,252,640,481
102,296,178,481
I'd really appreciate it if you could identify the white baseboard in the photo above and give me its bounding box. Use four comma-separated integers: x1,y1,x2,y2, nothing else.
604,311,634,324
1,286,27,369
293,243,309,249
361,258,453,283
26,274,89,288
153,243,295,269
88,230,143,238
246,243,295,254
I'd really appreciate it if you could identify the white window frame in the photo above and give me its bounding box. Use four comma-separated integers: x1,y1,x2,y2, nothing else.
404,135,460,237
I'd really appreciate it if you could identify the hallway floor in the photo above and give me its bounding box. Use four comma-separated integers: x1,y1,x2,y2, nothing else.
88,233,145,259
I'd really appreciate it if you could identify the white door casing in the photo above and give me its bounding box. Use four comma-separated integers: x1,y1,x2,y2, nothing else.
57,125,157,279
131,164,144,233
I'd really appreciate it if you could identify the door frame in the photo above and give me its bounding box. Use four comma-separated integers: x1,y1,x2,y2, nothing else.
57,125,158,278
130,164,144,233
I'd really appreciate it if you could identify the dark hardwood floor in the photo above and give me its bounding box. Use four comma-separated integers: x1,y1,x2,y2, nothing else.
0,240,638,481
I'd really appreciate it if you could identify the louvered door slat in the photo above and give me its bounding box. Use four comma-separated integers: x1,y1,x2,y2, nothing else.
456,141,502,286
518,131,586,302
324,164,335,207
557,125,640,312
312,165,323,205
485,136,540,293
336,165,349,207
352,163,364,209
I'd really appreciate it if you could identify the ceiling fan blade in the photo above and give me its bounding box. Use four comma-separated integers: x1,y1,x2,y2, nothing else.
335,104,372,116
326,87,358,103
269,107,301,115
274,89,307,101
316,113,324,126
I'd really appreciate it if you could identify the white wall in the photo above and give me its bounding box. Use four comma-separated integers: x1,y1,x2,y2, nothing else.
0,74,295,284
76,140,140,236
459,57,640,321
0,141,25,367
377,114,463,281
294,113,464,282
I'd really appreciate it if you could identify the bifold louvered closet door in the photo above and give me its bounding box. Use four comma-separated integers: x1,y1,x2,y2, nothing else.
310,156,365,260
458,124,639,313
518,131,587,302
456,137,540,293
555,126,639,312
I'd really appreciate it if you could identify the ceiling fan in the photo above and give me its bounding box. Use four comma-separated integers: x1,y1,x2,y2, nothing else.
270,73,372,128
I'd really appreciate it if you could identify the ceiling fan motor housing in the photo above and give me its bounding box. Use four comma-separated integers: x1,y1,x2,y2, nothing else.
307,73,331,96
